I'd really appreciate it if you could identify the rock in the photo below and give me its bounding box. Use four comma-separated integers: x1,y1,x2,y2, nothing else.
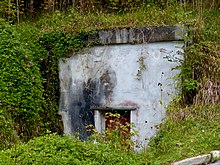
211,150,220,162
172,150,220,165
172,154,212,165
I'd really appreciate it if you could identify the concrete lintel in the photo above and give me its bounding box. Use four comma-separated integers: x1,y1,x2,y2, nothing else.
91,106,137,111
86,25,185,45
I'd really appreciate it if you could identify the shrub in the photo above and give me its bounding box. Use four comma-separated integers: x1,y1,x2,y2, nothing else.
0,19,44,146
0,134,144,165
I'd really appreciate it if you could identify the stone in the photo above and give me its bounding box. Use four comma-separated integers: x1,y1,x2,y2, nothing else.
172,154,212,165
209,160,220,165
210,150,220,162
89,26,185,45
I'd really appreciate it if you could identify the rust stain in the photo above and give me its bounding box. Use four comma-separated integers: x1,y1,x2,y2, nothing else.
117,101,140,126
118,101,138,107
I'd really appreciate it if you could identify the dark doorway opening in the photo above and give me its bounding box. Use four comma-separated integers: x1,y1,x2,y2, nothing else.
105,110,130,133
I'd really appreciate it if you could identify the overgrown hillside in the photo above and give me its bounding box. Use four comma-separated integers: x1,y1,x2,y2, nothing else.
0,0,219,164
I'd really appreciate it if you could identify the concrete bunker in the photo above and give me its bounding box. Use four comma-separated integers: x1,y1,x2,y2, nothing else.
59,26,185,149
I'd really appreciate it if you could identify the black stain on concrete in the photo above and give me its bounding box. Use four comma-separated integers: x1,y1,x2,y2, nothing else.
100,69,116,102
63,68,116,140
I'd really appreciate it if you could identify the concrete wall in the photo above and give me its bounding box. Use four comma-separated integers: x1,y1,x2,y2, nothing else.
59,26,184,149
59,26,185,150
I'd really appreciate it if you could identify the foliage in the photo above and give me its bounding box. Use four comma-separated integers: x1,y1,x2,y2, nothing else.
141,6,220,164
0,133,144,165
88,112,138,151
162,7,220,104
36,5,190,33
136,56,147,80
97,0,144,12
0,0,189,21
0,19,44,147
0,103,219,164
0,2,219,165
177,13,219,104
37,30,85,134
145,103,220,164
0,108,19,150
182,40,219,103
0,0,22,20
0,18,85,149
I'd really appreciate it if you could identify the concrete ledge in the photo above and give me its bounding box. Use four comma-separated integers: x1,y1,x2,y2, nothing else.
172,154,212,165
172,150,220,165
86,26,185,45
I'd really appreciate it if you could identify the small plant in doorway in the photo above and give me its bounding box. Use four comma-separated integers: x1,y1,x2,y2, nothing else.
86,112,139,151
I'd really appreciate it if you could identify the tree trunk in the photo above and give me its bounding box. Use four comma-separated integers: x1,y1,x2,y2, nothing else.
8,0,11,21
16,0,19,23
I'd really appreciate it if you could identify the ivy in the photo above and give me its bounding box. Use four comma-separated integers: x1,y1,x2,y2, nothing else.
38,30,84,56
37,30,85,133
0,19,44,145
0,18,86,149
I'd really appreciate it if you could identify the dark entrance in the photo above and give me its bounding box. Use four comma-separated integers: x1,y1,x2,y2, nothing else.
91,106,136,136
105,110,130,133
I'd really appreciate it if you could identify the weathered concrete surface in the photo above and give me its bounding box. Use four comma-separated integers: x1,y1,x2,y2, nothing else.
86,26,185,45
172,150,220,165
211,151,220,162
59,42,183,147
172,154,212,165
209,160,220,165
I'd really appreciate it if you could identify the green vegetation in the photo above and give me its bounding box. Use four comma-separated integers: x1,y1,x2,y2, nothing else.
146,104,220,164
0,134,145,165
0,104,219,164
0,19,44,148
0,0,219,164
35,6,188,32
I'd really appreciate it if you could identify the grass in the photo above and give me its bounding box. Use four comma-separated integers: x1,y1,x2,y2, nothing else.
18,3,219,42
1,2,219,164
0,133,145,165
145,103,220,164
0,104,219,164
26,5,192,33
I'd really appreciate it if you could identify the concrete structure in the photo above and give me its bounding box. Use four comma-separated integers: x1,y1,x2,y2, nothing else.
59,26,184,149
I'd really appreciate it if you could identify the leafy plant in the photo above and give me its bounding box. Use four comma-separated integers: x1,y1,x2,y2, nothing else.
145,103,220,164
0,19,44,145
88,112,138,152
0,19,85,149
0,133,144,164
